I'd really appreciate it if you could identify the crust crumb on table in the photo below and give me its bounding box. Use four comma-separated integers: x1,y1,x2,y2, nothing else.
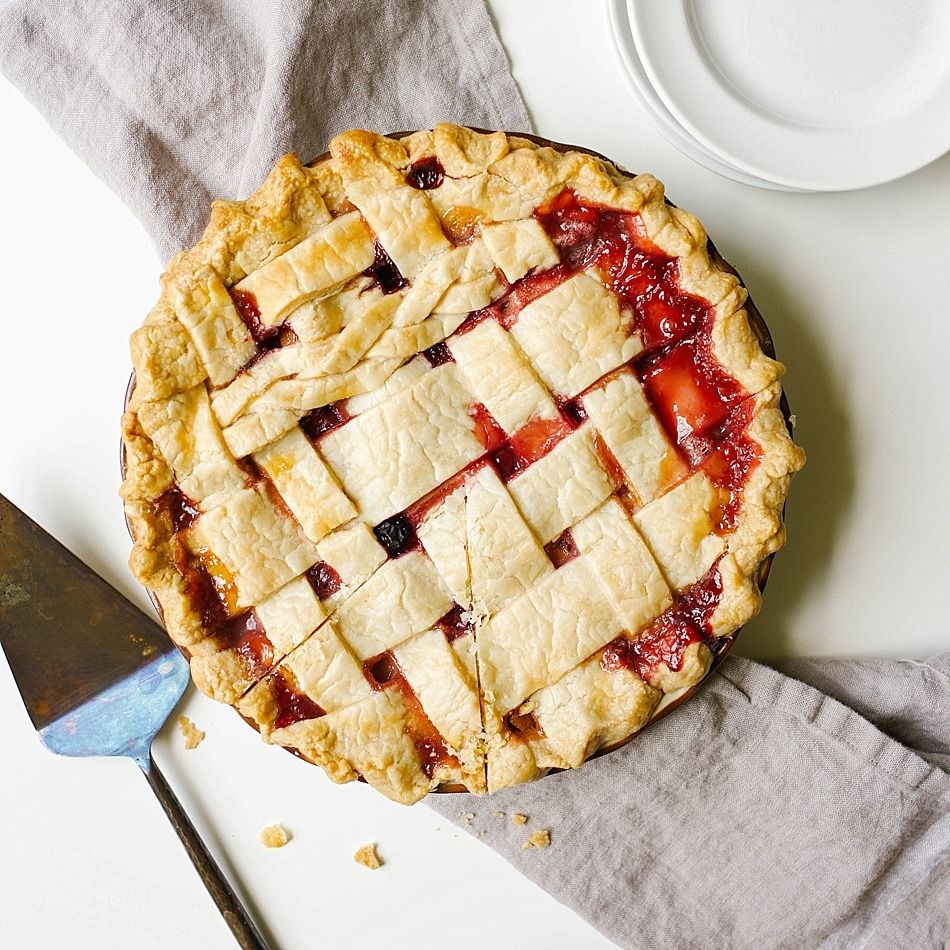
177,715,205,750
511,813,529,826
492,810,505,818
460,812,475,826
354,843,383,869
522,829,551,850
260,824,291,848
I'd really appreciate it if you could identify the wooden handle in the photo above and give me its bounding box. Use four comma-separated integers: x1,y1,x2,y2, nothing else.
140,754,269,950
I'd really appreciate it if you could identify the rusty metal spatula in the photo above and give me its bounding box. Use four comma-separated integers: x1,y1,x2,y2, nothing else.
0,494,268,949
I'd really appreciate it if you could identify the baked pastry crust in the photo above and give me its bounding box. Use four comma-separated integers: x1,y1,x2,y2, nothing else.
121,125,804,804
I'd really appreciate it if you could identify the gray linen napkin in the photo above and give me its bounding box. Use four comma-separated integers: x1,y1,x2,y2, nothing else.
0,0,530,264
429,654,950,950
4,3,949,948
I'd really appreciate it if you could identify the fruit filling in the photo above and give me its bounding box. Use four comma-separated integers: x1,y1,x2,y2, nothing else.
230,289,281,348
601,559,724,683
305,560,342,600
300,401,351,440
366,240,409,294
271,670,326,730
637,336,746,447
156,485,200,532
468,403,507,452
363,651,460,778
406,157,445,190
436,604,476,642
535,190,712,351
422,341,454,367
373,513,419,559
544,529,579,568
219,609,275,677
491,415,573,482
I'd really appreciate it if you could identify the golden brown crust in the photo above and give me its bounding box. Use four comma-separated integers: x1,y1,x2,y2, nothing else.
121,124,803,804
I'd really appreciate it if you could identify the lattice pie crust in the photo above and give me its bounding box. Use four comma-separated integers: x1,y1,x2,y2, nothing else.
121,125,804,804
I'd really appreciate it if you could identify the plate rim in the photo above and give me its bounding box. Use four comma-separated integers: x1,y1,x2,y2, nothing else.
629,0,950,191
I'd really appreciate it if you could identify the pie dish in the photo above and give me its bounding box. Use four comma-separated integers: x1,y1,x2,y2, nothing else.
121,124,804,804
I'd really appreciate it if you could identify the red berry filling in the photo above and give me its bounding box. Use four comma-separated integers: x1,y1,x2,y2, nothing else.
535,190,711,351
492,415,573,482
601,559,724,683
468,403,507,452
422,341,454,367
366,240,408,294
230,288,281,349
436,604,476,642
305,560,342,600
155,485,200,532
300,401,351,440
406,157,445,190
271,670,326,731
544,529,580,568
363,651,459,779
373,513,419,559
637,336,746,447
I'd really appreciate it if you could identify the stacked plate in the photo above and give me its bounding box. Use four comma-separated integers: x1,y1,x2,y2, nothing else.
609,0,950,192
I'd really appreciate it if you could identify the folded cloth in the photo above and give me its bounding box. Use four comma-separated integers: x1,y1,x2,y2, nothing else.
3,4,949,948
430,654,950,950
0,0,530,263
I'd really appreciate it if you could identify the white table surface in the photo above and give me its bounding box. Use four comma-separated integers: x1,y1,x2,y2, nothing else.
2,2,949,947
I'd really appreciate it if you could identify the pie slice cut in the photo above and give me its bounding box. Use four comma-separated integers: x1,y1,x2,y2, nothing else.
121,125,804,804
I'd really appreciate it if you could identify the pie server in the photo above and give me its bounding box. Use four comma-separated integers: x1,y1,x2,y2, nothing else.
0,493,269,950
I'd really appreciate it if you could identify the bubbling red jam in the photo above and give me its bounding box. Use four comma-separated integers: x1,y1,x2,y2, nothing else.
373,513,419,559
544,529,579,568
491,415,573,481
230,289,281,348
172,544,232,633
436,604,475,642
300,401,351,440
699,399,762,533
271,671,326,731
637,336,746,449
422,341,454,367
535,190,712,351
601,560,724,683
406,157,445,190
305,561,342,600
156,485,200,532
220,610,275,677
456,265,570,334
366,241,408,294
468,403,507,452
363,651,459,779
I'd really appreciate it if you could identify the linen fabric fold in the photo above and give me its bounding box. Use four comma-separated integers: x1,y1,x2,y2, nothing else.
3,2,948,947
0,0,530,263
429,654,950,949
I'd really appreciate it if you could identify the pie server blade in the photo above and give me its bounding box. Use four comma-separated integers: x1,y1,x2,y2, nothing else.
0,493,269,950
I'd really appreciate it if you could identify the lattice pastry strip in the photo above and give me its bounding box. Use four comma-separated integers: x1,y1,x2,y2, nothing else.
121,124,805,805
509,272,643,398
317,363,486,524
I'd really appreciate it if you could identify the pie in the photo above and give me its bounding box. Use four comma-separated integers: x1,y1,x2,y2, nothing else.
121,125,804,804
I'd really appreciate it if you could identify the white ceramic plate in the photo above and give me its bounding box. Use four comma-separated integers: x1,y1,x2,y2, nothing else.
608,0,805,191
628,0,950,191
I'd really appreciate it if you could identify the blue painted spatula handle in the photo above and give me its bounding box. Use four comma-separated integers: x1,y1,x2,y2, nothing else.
140,754,269,950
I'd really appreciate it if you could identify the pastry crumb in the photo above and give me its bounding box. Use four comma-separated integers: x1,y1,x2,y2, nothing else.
492,810,505,818
460,812,475,826
522,829,551,850
354,843,382,869
177,715,205,750
260,824,290,848
511,813,528,826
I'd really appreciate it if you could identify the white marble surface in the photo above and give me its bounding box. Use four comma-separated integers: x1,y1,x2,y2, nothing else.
1,1,949,947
